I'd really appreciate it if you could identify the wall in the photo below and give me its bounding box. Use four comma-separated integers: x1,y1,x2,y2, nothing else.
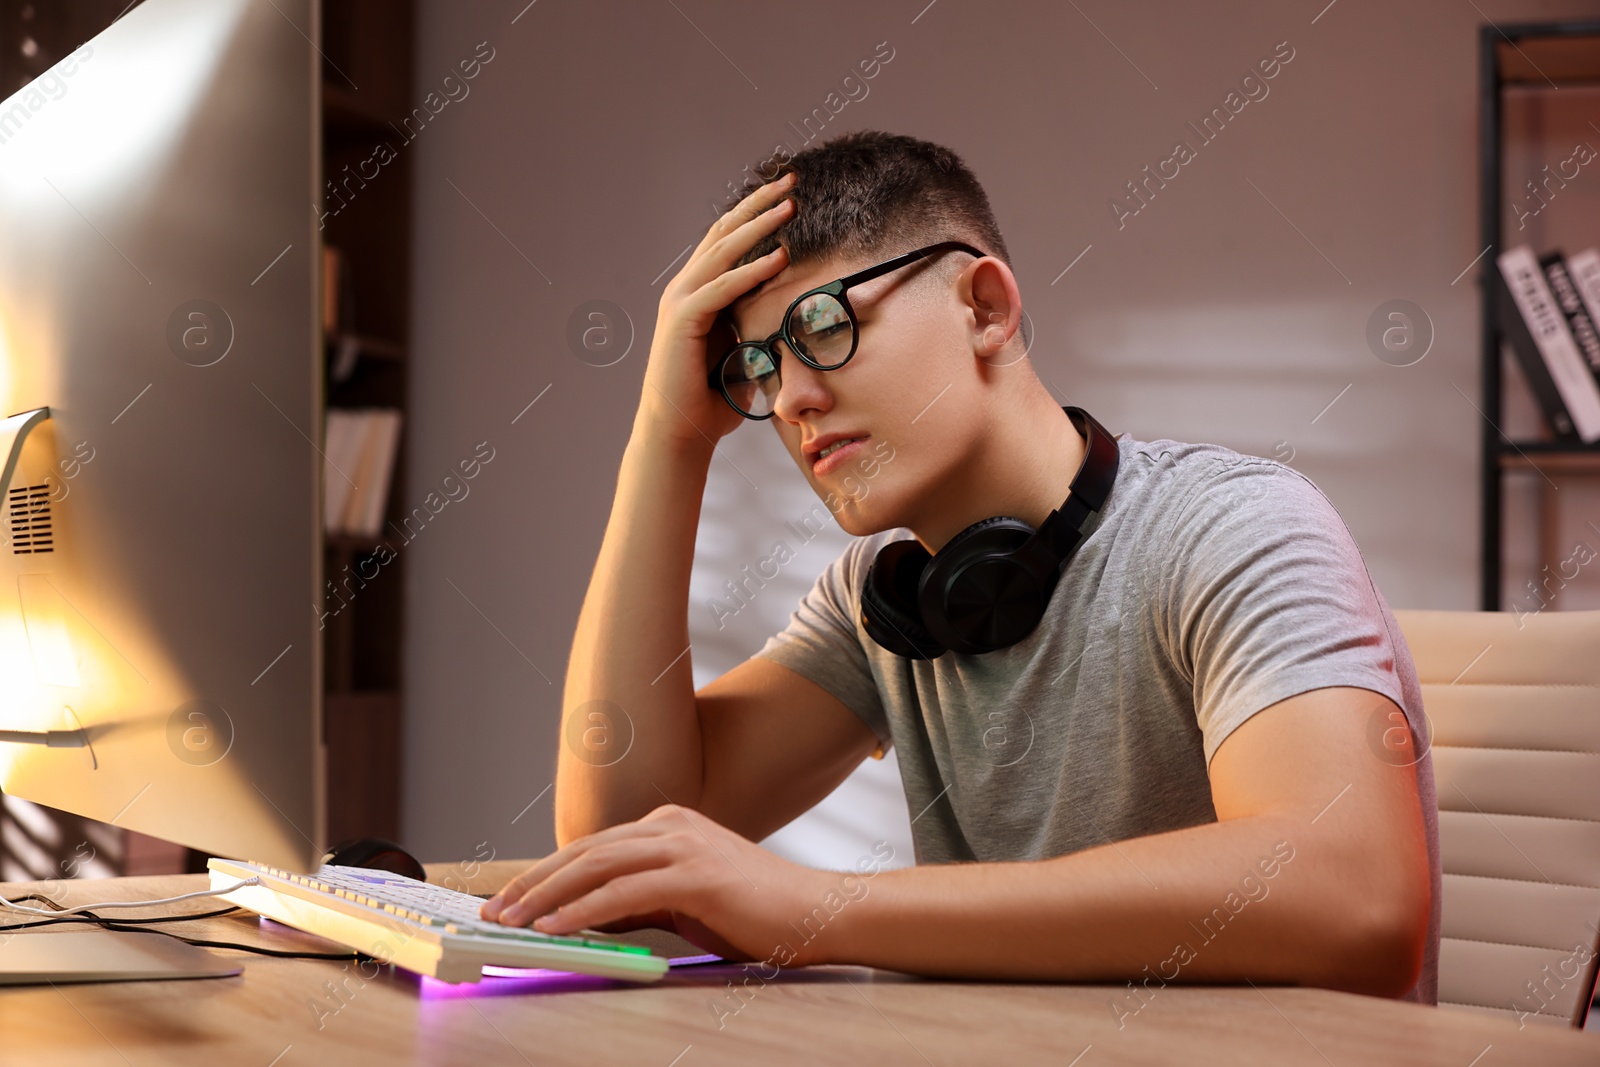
401,0,1600,861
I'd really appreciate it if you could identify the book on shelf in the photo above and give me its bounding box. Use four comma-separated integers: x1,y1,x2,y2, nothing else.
323,408,402,540
1569,248,1600,366
323,409,364,533
1540,251,1600,390
1495,244,1600,444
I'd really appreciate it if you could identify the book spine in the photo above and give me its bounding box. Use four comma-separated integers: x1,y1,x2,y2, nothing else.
323,410,358,536
1496,247,1600,442
1569,248,1600,364
1540,251,1600,390
356,411,402,540
339,409,378,536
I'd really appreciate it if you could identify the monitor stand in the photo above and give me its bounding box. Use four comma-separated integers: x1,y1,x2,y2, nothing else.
0,929,241,985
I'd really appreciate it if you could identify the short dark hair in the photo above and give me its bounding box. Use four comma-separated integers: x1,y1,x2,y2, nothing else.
727,130,1011,283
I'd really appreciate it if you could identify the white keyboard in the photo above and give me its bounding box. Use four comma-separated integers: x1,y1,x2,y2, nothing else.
207,858,668,984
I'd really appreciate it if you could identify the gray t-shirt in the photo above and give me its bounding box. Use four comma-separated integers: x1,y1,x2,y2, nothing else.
754,431,1440,1005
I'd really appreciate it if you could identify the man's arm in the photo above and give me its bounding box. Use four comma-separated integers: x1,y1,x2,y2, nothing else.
817,686,1431,996
556,420,880,845
553,424,714,845
556,170,876,846
485,685,1429,997
695,658,881,843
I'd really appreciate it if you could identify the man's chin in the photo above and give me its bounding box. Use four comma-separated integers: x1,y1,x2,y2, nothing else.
830,503,902,540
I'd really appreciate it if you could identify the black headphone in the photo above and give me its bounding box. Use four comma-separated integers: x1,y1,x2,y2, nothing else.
859,405,1119,659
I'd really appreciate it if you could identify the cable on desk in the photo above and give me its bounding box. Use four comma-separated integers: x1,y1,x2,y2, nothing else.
0,877,261,917
0,894,373,962
98,922,376,962
0,901,242,931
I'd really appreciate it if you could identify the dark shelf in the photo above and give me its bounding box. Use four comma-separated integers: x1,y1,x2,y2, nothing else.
1491,20,1600,84
1496,441,1600,454
318,0,412,849
323,84,391,132
1477,19,1600,608
325,532,393,553
324,691,401,844
1498,452,1600,476
328,332,405,359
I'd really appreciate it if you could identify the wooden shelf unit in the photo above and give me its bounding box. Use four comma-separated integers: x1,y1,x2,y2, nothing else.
317,0,414,849
1476,21,1600,609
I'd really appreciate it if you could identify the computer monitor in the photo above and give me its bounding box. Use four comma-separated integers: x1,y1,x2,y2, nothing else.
0,0,324,872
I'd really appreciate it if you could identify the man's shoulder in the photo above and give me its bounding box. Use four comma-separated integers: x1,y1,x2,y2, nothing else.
1105,434,1349,573
1121,433,1291,483
1118,433,1322,511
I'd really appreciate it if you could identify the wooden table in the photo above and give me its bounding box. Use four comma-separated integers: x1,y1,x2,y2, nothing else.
0,860,1594,1065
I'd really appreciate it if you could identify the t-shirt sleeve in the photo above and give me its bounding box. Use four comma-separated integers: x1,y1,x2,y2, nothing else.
1156,458,1406,766
752,538,892,749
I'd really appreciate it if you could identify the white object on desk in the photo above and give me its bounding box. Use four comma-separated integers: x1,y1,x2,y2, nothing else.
0,930,241,985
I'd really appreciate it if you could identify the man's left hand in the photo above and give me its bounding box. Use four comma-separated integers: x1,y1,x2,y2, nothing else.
479,803,841,966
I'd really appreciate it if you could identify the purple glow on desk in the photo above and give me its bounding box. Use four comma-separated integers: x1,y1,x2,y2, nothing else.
246,914,727,994
417,954,725,998
420,970,622,998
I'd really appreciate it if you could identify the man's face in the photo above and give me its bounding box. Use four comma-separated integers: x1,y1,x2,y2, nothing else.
726,249,985,538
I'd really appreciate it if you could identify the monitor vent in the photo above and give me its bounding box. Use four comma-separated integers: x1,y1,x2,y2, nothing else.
8,484,53,554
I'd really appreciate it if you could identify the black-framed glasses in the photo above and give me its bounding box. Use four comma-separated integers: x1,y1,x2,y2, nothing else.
708,240,989,420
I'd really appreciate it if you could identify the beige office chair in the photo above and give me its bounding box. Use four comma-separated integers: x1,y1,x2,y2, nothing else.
1391,609,1600,1029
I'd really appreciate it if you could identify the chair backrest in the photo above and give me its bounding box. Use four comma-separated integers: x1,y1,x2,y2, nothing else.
1391,609,1600,1029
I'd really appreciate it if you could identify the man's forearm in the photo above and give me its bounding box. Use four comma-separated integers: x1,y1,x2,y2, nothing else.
555,418,715,844
816,813,1426,999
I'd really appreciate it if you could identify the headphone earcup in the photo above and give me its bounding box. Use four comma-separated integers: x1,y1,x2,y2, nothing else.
918,517,1057,655
860,538,946,660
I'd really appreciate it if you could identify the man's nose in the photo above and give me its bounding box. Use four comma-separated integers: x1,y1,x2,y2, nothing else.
771,339,833,421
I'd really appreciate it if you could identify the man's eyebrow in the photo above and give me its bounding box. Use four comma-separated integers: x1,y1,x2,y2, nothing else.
728,280,777,337
742,276,774,303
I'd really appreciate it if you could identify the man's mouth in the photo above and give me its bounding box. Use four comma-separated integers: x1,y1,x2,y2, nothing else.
809,435,870,475
819,438,858,459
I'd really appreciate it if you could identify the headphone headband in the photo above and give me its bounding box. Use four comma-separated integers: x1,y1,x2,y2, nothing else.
1023,406,1119,566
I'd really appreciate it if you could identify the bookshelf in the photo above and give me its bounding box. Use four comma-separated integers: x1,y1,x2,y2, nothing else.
317,0,414,848
1478,21,1600,610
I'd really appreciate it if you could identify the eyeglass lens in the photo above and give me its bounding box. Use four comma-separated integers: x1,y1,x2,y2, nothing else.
719,292,853,417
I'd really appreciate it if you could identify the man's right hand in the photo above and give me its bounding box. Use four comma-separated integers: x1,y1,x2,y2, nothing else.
635,171,795,450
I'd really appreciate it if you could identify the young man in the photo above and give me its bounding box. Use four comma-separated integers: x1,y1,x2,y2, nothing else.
482,131,1439,1005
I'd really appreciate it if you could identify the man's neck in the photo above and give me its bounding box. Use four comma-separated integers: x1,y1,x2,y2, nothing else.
911,390,1087,554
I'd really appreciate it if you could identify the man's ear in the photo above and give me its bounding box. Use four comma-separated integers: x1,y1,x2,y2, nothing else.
962,258,1022,359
